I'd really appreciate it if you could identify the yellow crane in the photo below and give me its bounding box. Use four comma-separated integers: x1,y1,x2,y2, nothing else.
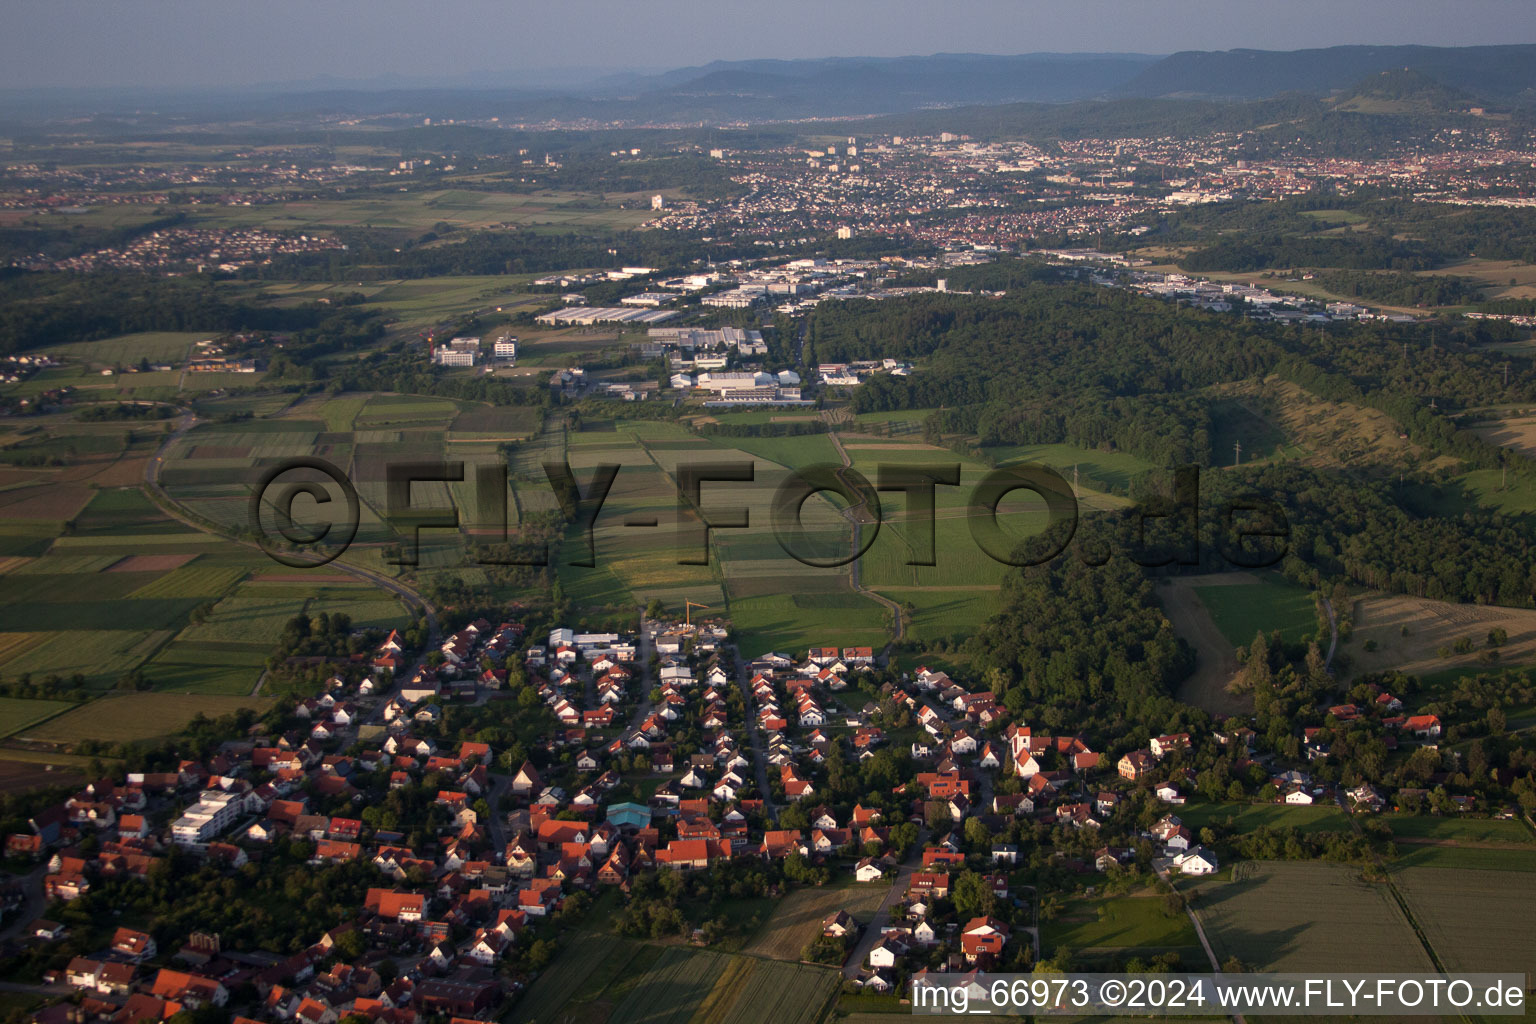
684,600,709,628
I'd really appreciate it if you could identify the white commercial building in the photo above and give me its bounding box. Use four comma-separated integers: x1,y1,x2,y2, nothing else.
432,337,480,367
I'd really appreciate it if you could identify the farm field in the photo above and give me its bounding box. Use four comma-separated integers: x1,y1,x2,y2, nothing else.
697,958,840,1024
1388,843,1536,872
142,640,271,695
1193,573,1319,648
0,629,174,689
1392,867,1536,977
1186,861,1434,972
1042,893,1200,958
1345,593,1536,680
868,585,1002,645
0,697,76,738
19,692,273,745
729,592,889,658
196,189,661,234
744,883,889,961
0,753,89,794
984,440,1154,494
45,331,204,367
604,946,725,1024
1176,802,1350,835
508,932,642,1024
1383,814,1534,844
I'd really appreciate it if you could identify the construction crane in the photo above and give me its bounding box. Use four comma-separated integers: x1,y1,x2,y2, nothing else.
684,600,709,628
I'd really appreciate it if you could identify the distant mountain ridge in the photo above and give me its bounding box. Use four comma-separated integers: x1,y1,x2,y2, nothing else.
1120,44,1536,104
5,44,1536,126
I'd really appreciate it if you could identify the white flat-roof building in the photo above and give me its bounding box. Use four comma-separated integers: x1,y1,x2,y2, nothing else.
171,790,243,845
433,337,480,367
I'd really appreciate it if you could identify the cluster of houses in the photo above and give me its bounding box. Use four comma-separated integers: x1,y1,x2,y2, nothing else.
0,610,1484,1024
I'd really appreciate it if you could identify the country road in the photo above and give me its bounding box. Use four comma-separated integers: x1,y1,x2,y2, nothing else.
143,408,440,639
827,431,903,650
730,643,778,820
842,826,926,978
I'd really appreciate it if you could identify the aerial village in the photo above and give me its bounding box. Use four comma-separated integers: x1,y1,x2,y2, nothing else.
0,612,1459,1021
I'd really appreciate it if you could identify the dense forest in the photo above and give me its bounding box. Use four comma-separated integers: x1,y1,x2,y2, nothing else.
964,525,1198,740
821,280,1535,471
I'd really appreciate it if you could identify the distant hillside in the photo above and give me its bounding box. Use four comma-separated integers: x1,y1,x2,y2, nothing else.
1329,68,1481,115
7,45,1536,129
631,53,1162,110
1122,44,1536,104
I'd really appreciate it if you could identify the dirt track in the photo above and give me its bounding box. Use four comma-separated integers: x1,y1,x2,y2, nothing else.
1157,575,1252,716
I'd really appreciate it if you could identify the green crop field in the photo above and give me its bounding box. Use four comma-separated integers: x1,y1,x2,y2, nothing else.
20,692,274,744
1176,802,1350,835
0,571,159,606
745,883,888,961
1186,861,1433,972
0,596,202,632
1392,867,1536,977
1043,894,1200,956
731,592,889,658
606,947,726,1024
987,441,1155,493
74,486,186,535
869,586,1003,645
140,640,269,695
1194,575,1319,647
0,697,76,738
700,959,840,1024
47,332,204,366
1,628,173,687
178,590,314,646
129,564,249,599
508,933,642,1024
1388,843,1536,872
1383,815,1533,844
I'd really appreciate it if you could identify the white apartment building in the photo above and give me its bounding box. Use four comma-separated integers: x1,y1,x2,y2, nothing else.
171,790,243,845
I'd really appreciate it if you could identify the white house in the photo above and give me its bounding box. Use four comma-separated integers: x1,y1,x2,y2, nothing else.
1173,846,1218,875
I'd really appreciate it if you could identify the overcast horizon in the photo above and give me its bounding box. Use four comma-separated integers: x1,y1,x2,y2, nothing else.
5,0,1536,92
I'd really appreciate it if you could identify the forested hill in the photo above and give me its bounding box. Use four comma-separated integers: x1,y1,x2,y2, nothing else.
10,44,1536,129
1119,44,1536,104
816,276,1536,470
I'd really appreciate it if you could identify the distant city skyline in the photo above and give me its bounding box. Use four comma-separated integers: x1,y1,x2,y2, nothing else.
4,0,1536,92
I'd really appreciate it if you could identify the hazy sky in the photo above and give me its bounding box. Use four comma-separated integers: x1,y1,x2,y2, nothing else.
5,0,1536,90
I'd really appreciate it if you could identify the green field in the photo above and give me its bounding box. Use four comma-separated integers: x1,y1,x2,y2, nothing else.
1383,814,1533,844
1187,861,1434,972
142,640,271,695
47,331,204,367
1043,894,1200,957
20,692,274,744
0,697,76,738
986,441,1155,494
509,933,642,1024
1388,843,1536,872
194,190,659,234
700,958,840,1024
1,629,174,688
1194,575,1319,647
1392,867,1536,977
1176,802,1350,835
730,592,890,658
605,947,726,1024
